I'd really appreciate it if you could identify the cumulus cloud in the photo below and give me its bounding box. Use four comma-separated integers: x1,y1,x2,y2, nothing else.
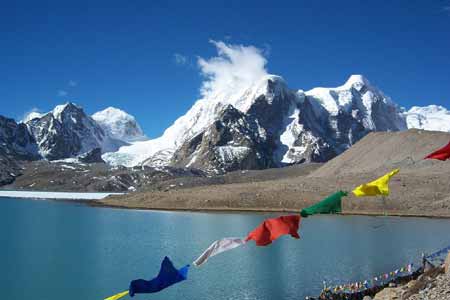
174,53,188,65
197,40,269,97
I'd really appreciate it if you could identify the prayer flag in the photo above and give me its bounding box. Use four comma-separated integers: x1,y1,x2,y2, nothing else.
425,141,450,161
193,237,246,267
300,191,348,217
352,169,399,197
245,215,301,246
129,256,189,297
104,290,129,300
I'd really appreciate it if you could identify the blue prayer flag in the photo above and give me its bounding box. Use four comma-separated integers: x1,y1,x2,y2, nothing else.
129,256,189,297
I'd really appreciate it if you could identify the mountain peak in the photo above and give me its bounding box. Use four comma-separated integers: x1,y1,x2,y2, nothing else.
406,105,450,132
92,107,147,142
408,104,448,114
96,107,130,117
342,74,371,89
52,102,82,121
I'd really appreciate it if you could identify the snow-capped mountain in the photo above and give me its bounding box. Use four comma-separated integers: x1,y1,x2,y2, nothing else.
92,107,147,142
5,76,447,172
25,103,125,160
405,105,450,132
104,74,408,172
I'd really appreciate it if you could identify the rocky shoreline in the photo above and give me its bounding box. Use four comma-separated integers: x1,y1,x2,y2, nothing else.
313,253,450,300
372,261,450,300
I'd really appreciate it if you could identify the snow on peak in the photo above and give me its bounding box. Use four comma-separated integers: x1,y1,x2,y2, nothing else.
408,105,447,115
406,105,450,132
52,102,80,121
92,107,147,143
22,111,44,123
342,74,371,89
304,75,393,121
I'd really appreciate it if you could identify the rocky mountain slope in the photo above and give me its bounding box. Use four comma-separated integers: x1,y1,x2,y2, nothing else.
0,116,40,185
0,115,39,160
105,75,409,173
1,160,205,193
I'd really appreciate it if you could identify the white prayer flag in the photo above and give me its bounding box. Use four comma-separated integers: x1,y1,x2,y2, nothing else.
193,237,246,267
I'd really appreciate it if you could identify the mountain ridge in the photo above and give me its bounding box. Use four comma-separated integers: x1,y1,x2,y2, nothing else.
104,74,416,173
1,75,449,174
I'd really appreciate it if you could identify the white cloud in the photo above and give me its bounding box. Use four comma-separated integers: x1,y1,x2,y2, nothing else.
58,90,68,97
21,107,44,123
68,80,77,87
174,53,188,65
197,40,269,97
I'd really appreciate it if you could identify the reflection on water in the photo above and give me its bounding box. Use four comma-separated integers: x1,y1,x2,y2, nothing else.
1,197,450,300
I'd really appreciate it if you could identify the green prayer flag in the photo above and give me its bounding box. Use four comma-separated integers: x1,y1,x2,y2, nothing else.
300,191,348,217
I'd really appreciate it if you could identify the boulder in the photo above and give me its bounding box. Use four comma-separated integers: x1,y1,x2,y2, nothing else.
445,251,450,274
77,148,105,164
373,287,401,300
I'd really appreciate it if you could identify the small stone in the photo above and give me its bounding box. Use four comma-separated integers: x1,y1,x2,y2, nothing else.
407,280,417,288
363,296,372,300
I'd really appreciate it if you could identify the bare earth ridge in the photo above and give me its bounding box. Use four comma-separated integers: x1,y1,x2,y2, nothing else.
97,129,450,217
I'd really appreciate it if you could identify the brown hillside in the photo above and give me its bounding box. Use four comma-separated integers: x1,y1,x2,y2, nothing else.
310,129,450,177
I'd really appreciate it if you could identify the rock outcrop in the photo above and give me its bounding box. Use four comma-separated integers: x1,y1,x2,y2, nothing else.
77,148,105,164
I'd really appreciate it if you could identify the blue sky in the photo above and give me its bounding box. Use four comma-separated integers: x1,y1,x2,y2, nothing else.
1,0,449,138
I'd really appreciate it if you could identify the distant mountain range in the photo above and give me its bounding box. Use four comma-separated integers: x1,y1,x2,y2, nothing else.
1,74,449,175
102,74,450,173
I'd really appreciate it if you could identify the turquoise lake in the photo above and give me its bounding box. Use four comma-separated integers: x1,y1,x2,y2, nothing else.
1,197,450,300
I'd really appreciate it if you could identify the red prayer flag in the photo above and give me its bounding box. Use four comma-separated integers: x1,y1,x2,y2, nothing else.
425,141,450,161
245,215,301,246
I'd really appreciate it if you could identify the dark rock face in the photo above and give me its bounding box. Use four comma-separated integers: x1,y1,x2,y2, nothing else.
27,113,81,160
77,147,105,163
171,105,274,173
0,148,22,186
0,115,39,160
0,115,39,186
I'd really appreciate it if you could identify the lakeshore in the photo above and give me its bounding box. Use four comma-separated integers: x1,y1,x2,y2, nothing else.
0,190,123,200
92,167,450,218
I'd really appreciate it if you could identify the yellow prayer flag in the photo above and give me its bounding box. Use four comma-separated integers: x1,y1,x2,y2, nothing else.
352,169,399,197
104,290,129,300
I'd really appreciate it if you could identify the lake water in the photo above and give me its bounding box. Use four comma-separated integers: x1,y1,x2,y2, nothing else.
1,197,450,300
